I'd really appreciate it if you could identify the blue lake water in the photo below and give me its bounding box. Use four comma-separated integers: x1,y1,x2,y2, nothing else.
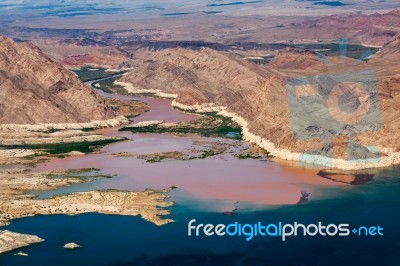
1,90,399,265
1,166,399,265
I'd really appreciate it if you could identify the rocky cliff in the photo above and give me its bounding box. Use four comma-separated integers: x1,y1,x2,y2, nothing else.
0,36,116,124
119,42,400,169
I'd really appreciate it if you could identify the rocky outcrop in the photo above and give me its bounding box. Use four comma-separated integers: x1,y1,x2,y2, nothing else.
0,230,44,254
268,48,322,70
0,36,117,124
0,169,174,227
63,243,81,249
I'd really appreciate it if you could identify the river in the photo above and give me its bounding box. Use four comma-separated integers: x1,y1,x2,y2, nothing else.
33,79,342,207
0,77,399,265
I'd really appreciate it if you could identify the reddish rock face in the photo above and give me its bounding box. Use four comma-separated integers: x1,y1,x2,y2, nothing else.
0,36,116,124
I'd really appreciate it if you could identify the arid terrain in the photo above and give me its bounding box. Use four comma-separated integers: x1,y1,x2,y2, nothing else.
0,1,399,259
0,36,118,124
115,29,400,169
0,167,173,253
0,35,159,253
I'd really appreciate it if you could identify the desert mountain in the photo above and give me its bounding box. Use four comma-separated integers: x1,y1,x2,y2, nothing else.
119,42,400,168
0,36,116,124
370,34,400,74
267,48,324,71
120,47,271,105
291,10,400,46
120,47,326,153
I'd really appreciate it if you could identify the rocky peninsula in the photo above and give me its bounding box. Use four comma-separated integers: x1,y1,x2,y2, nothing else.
0,230,44,254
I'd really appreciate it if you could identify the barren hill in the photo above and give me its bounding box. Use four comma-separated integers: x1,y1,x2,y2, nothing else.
119,43,400,169
0,36,116,124
291,10,400,46
120,47,270,105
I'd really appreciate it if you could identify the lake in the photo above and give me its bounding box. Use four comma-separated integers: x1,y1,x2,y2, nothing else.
1,84,399,265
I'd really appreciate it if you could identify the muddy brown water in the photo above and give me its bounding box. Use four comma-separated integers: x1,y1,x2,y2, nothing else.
33,89,344,209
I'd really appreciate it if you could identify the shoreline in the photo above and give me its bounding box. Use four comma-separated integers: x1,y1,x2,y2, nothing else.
172,100,400,170
116,80,400,171
0,116,130,164
0,168,175,254
0,116,129,132
0,230,44,254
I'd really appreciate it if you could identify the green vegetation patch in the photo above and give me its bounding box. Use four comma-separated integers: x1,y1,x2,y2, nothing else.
50,169,113,181
289,43,379,60
195,149,224,159
120,112,243,140
92,76,127,94
119,148,226,163
1,138,124,155
72,66,127,82
236,153,263,159
248,55,275,65
138,151,186,163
